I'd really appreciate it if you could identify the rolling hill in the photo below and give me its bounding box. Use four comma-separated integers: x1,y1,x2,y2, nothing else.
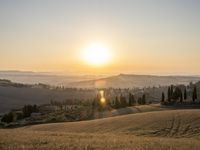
0,109,200,150
69,74,200,88
0,70,104,86
1,73,200,113
1,71,200,88
26,109,200,137
0,85,95,113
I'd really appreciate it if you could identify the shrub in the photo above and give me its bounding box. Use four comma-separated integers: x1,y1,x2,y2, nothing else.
1,112,14,123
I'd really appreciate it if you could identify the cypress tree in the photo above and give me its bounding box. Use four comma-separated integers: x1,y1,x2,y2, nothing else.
161,92,165,103
194,86,197,99
128,93,135,106
132,94,136,106
128,93,132,106
180,91,183,103
192,86,197,102
142,94,146,105
184,88,187,100
168,87,171,102
138,97,142,105
192,90,195,102
170,85,174,100
120,94,127,108
115,96,120,109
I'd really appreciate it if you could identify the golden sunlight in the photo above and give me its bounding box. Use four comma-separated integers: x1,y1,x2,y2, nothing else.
100,97,106,104
82,43,111,66
100,90,106,104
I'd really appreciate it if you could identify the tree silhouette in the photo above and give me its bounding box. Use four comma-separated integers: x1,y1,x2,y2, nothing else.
142,94,146,104
184,88,187,100
1,112,14,123
22,105,39,117
138,97,142,105
168,87,171,102
192,86,197,102
172,87,182,101
137,94,146,105
138,94,146,105
180,90,183,103
128,93,135,106
115,96,120,109
120,94,128,108
170,85,174,97
161,92,165,103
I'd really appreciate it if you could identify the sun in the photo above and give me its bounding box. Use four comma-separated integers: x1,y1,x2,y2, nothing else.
82,43,111,66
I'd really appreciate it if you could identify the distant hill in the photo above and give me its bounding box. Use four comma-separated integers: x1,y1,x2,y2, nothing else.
1,72,200,113
0,80,95,113
69,74,200,88
1,71,200,88
0,70,104,86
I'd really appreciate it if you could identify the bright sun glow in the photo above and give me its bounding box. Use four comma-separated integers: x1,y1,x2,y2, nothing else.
100,90,106,104
100,97,106,104
83,43,111,66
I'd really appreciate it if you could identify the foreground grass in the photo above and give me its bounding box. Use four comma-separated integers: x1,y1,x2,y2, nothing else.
26,109,200,138
0,129,200,150
1,109,200,150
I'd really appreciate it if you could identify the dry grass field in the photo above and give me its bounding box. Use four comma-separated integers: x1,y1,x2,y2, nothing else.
0,109,200,150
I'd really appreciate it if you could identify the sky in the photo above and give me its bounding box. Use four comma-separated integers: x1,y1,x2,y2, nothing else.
0,0,200,75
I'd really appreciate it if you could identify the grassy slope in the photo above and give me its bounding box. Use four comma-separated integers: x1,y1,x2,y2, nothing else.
1,109,200,150
26,109,200,137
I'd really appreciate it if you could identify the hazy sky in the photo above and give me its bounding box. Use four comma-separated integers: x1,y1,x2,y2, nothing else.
0,0,200,75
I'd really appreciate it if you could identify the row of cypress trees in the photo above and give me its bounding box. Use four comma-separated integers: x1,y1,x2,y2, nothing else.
92,92,146,110
161,85,198,103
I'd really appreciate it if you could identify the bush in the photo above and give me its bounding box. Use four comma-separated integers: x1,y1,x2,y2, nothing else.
1,112,14,123
138,94,146,105
23,104,39,118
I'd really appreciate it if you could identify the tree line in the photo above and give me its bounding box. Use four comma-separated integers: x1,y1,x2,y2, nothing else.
92,92,146,111
161,85,198,105
1,105,39,123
